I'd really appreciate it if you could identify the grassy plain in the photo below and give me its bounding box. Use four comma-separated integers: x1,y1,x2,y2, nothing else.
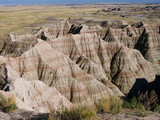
0,4,159,35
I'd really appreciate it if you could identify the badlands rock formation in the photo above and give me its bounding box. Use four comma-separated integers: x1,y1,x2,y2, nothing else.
0,19,159,113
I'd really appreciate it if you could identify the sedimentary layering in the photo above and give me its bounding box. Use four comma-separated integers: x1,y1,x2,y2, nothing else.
0,19,159,113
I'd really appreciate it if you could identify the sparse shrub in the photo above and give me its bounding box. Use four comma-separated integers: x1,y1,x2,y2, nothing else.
123,96,148,117
95,98,110,113
123,96,146,109
49,106,97,120
123,97,145,110
135,109,148,117
110,96,122,114
95,96,122,115
0,93,17,112
153,104,160,112
122,100,132,108
124,90,159,112
123,97,136,109
135,102,145,111
138,90,158,110
130,97,138,109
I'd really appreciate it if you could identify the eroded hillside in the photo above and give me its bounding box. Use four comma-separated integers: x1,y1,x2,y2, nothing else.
0,19,159,114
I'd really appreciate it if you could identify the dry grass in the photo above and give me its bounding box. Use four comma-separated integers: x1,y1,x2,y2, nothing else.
0,4,159,36
0,93,17,112
0,5,99,35
95,96,123,115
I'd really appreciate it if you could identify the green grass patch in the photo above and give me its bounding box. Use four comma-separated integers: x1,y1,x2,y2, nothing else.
0,93,17,113
153,104,160,112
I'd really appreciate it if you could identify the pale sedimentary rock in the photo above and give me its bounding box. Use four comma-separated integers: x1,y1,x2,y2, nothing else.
0,19,159,113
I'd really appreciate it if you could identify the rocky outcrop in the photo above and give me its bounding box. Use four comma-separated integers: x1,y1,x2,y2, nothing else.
110,46,156,94
37,19,71,40
0,63,8,90
0,19,159,113
0,34,38,57
135,24,160,65
9,78,72,113
5,40,122,105
0,19,71,58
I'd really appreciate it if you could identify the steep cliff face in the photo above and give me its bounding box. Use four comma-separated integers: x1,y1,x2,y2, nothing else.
135,24,160,65
110,46,156,94
0,19,159,113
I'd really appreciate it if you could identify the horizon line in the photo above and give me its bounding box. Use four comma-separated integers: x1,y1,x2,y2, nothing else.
0,2,160,5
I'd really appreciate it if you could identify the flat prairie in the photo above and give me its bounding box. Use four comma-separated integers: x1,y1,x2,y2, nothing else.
0,4,159,35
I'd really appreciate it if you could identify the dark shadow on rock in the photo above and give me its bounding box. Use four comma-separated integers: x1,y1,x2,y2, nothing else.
128,75,160,101
68,24,83,34
0,63,9,91
39,31,47,41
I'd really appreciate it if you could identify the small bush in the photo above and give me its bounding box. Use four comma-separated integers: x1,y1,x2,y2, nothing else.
123,97,148,117
0,93,17,112
136,102,145,111
123,97,138,109
95,98,110,113
130,97,139,109
49,106,96,120
122,101,132,108
153,104,160,112
110,96,123,114
123,97,145,111
138,90,158,110
95,96,122,115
